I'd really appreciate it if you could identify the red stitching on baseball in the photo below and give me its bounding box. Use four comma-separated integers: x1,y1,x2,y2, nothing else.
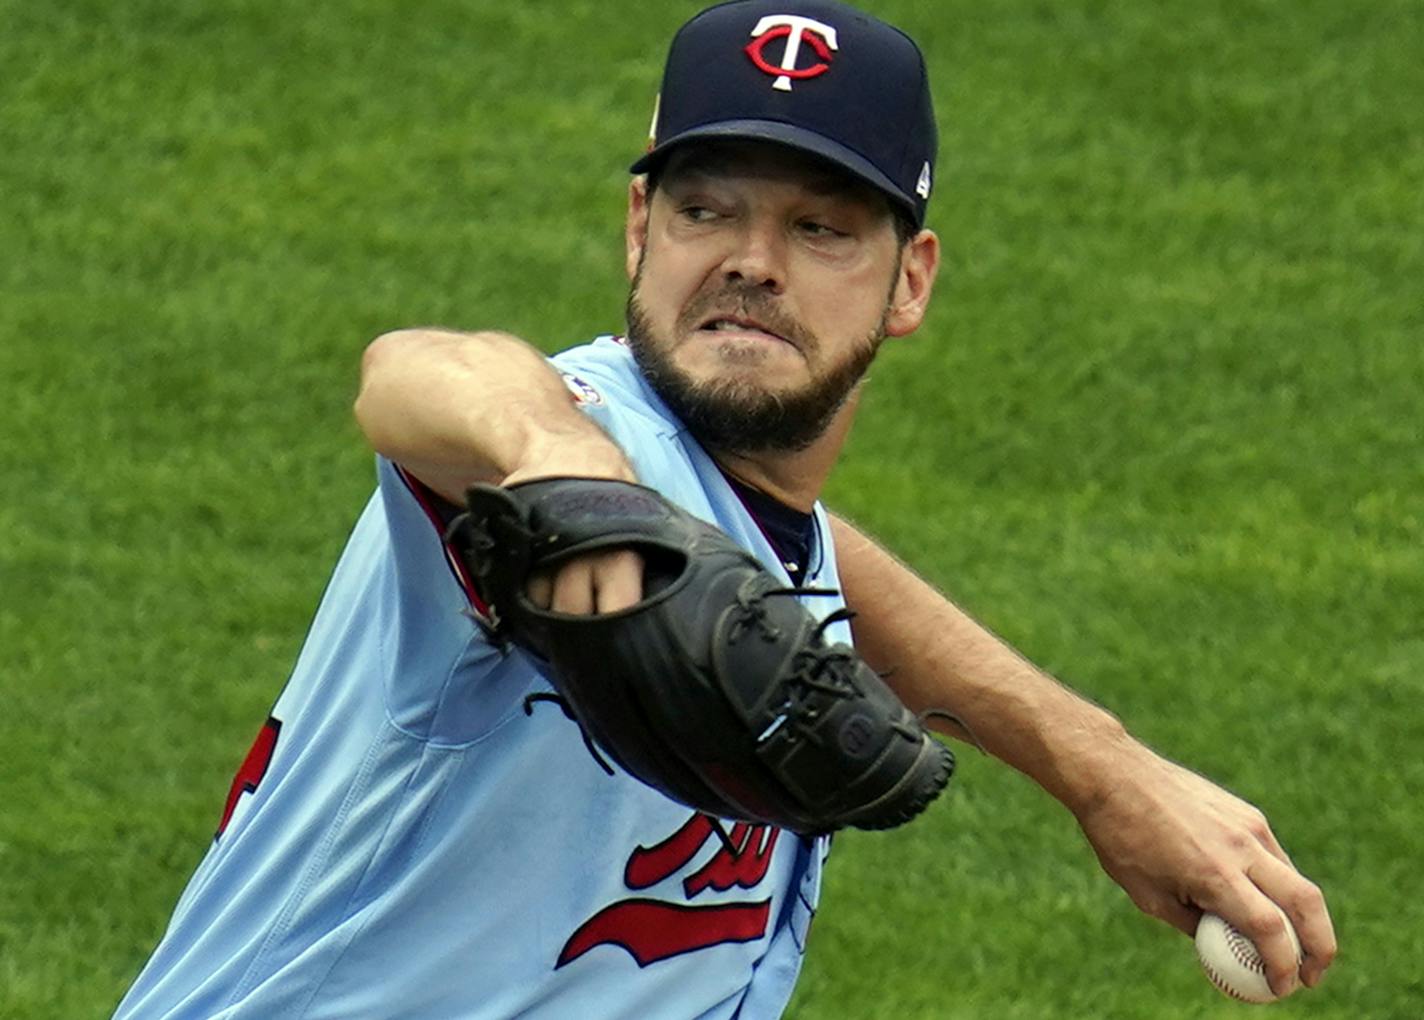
1203,961,1253,1002
1223,926,1266,974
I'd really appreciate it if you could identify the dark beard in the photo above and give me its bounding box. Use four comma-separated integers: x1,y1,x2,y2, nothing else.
624,278,889,455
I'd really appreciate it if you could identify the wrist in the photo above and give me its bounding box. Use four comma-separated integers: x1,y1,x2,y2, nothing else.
503,426,637,487
1042,713,1146,817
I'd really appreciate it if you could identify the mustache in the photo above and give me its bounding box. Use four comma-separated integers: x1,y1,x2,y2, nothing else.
674,283,817,351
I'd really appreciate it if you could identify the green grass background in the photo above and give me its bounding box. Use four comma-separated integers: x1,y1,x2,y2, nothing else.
3,0,1421,1016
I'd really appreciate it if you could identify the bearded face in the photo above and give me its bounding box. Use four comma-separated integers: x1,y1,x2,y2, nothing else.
625,262,893,455
621,141,917,456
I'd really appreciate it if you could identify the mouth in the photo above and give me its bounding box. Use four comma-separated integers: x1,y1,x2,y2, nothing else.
696,314,791,345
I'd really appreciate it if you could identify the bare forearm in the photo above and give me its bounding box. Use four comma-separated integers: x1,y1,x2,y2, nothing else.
828,513,1129,813
353,328,632,501
829,513,1336,990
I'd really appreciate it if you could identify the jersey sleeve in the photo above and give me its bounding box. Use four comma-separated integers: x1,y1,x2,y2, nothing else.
549,336,694,485
372,456,544,746
367,335,788,745
356,338,676,747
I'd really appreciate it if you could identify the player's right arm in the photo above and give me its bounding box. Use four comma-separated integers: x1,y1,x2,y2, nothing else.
354,327,642,613
826,513,1336,998
354,328,637,503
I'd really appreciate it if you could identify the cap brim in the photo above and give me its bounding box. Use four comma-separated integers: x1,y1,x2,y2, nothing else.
630,119,919,225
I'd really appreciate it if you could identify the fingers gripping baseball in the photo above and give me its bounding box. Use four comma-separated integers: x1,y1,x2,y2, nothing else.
1076,749,1335,999
527,550,645,615
1242,854,1335,991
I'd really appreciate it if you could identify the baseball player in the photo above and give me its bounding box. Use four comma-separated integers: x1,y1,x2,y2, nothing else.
114,2,1335,1017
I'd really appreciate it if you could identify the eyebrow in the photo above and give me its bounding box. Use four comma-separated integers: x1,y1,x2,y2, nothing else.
662,156,878,207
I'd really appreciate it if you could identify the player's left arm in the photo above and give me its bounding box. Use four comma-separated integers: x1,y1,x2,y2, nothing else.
826,513,1337,998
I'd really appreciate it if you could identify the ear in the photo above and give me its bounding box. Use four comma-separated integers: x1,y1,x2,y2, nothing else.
626,177,651,281
883,228,941,338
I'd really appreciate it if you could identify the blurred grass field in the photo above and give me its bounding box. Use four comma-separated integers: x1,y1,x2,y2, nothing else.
3,0,1421,1016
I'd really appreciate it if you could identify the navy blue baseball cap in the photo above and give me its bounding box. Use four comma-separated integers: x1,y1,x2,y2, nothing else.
630,0,938,228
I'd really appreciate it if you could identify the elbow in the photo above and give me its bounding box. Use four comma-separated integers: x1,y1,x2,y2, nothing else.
357,327,507,386
353,331,396,436
359,328,422,388
353,327,506,450
353,329,431,444
353,325,515,437
355,327,446,408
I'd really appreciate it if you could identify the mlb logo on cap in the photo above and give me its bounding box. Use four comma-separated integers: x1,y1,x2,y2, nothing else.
630,0,939,228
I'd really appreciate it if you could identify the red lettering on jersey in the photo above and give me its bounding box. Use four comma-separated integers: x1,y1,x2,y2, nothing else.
684,822,779,898
216,716,281,839
557,899,771,969
624,814,716,888
560,812,783,968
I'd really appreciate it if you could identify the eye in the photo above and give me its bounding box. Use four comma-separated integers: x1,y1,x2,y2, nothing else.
798,219,848,239
679,205,719,223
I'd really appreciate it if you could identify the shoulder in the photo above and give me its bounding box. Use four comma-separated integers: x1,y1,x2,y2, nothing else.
550,336,700,485
551,336,678,433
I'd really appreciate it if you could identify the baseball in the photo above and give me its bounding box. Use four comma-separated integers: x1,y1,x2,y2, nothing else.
1195,908,1302,1004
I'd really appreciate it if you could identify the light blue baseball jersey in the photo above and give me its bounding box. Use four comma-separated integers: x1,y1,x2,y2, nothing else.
115,336,847,1020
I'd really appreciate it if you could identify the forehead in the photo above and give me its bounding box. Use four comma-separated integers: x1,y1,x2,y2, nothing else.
657,140,892,211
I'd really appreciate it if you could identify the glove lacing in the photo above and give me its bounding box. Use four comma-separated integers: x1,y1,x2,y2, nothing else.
524,697,744,856
727,592,892,747
523,691,616,776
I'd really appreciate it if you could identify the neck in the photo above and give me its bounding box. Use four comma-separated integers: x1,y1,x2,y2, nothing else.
709,388,862,512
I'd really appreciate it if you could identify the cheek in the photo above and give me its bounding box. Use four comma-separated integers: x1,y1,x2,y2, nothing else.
638,246,701,309
798,262,893,332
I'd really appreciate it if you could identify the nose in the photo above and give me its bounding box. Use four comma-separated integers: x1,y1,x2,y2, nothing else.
720,218,785,293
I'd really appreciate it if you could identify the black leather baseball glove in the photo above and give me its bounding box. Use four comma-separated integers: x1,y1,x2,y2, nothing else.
445,477,954,835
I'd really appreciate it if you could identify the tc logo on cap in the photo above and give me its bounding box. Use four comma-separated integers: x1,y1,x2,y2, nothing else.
743,15,838,92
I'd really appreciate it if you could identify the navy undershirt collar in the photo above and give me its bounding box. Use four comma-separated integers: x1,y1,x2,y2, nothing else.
719,471,816,585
